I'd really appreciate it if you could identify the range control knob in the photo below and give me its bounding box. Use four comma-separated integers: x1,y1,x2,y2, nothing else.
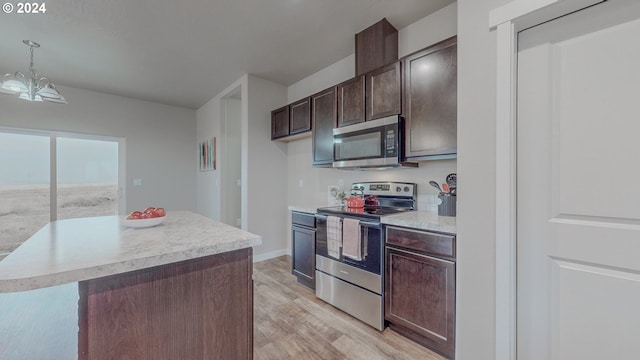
404,186,410,193
396,186,402,192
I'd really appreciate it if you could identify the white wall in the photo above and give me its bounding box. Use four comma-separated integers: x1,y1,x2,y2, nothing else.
456,0,508,359
196,89,223,220
0,85,197,214
398,2,459,58
284,2,458,245
246,75,288,260
197,75,287,261
286,55,355,104
223,97,242,227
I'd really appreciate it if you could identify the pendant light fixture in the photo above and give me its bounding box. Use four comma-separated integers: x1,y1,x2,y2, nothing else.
1,40,67,104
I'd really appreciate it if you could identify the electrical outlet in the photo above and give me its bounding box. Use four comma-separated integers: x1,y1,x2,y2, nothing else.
133,178,143,186
338,179,344,187
298,179,304,188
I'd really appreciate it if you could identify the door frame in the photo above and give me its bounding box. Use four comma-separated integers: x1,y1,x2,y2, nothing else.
489,1,604,359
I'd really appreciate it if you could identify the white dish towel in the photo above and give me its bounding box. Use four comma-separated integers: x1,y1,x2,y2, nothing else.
342,218,362,261
326,216,342,259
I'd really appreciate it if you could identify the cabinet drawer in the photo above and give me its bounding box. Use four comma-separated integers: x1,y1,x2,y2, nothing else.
385,226,455,258
292,211,316,228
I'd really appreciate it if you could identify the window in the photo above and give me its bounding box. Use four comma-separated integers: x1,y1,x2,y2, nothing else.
0,129,121,260
56,137,118,220
0,132,50,258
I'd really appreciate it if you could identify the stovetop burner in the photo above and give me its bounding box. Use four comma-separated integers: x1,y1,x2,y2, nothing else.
317,205,413,218
317,181,417,220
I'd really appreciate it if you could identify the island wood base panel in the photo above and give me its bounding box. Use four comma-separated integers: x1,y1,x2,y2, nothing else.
78,248,253,360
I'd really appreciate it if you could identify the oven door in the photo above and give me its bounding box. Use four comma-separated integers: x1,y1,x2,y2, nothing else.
315,214,383,275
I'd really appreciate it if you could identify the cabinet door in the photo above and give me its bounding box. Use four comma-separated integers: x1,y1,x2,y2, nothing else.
385,246,455,358
337,76,365,127
292,225,316,289
290,97,311,135
366,61,401,121
271,105,290,140
403,36,457,158
311,86,337,167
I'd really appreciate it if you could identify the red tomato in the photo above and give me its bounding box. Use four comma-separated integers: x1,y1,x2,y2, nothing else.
143,207,156,214
153,207,166,217
127,211,143,220
140,212,151,219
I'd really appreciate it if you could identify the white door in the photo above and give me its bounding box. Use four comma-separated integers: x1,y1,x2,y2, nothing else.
517,1,640,359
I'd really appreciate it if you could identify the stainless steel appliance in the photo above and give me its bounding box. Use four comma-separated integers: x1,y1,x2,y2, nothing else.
315,181,417,330
332,115,417,169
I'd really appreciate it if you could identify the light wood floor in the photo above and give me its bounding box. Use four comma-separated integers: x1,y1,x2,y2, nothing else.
0,255,446,359
253,256,445,360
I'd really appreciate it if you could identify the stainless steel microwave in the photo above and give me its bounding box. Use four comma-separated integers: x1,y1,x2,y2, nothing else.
332,115,417,169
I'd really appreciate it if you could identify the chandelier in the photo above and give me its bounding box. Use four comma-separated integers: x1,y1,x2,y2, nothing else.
1,40,67,104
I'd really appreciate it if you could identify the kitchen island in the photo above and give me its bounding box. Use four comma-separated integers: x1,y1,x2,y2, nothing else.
0,211,261,360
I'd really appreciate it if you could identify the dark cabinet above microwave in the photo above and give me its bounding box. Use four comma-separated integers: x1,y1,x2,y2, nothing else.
337,61,402,127
337,76,365,127
367,61,402,121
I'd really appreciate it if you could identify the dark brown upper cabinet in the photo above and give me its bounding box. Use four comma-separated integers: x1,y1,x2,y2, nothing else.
338,61,401,127
271,97,312,142
356,18,398,76
290,97,312,135
403,36,457,159
311,86,337,167
366,61,401,121
337,76,365,127
271,105,289,140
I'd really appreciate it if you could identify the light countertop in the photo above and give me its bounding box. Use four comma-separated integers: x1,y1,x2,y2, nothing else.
0,211,261,293
288,205,323,214
381,211,456,234
289,205,456,234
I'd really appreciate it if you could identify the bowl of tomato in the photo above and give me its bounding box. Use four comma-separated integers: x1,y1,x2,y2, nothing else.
121,207,166,228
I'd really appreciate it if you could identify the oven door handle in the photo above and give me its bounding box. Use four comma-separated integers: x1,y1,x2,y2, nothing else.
359,221,382,229
315,214,380,229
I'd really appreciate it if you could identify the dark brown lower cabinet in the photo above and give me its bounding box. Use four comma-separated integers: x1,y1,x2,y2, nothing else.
385,227,455,359
291,211,316,289
78,248,253,360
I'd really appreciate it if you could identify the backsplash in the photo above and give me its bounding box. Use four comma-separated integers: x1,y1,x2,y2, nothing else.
286,138,457,213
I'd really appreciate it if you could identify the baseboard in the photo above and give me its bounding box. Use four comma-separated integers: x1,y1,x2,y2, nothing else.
252,248,290,263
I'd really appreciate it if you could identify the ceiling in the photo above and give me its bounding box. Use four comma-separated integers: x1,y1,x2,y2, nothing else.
0,0,454,109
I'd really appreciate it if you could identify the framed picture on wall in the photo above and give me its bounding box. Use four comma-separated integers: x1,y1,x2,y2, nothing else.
199,137,216,171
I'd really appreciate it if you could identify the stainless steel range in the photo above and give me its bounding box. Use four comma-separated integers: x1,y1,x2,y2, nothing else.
315,181,416,330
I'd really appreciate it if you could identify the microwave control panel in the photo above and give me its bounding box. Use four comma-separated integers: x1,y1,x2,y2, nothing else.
385,126,397,157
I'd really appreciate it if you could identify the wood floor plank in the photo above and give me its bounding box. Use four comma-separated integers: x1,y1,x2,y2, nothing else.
253,255,446,360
